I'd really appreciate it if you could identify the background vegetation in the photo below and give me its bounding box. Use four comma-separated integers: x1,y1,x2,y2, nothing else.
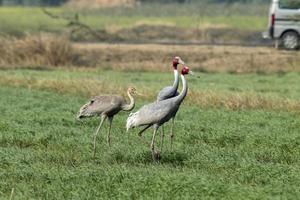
1,0,300,199
0,0,268,6
0,1,269,44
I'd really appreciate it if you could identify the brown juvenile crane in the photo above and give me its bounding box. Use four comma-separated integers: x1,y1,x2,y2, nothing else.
77,87,137,158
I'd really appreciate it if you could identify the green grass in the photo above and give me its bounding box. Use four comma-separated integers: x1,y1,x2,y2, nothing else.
0,68,300,199
0,86,299,199
0,3,268,37
0,7,66,36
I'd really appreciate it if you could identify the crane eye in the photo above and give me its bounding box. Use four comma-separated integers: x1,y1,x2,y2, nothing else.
90,100,94,104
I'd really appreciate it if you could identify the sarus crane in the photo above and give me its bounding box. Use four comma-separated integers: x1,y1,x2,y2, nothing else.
126,66,192,161
77,86,137,158
156,56,185,151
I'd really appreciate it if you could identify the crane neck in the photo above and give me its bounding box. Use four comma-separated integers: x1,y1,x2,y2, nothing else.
172,69,179,90
122,91,135,111
175,74,188,104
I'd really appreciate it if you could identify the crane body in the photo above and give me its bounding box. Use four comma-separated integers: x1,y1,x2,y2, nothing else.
77,87,136,157
127,67,190,161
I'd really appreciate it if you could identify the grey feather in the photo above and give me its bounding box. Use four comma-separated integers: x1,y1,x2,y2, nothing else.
127,74,188,131
77,87,136,119
128,99,179,128
157,86,179,101
156,69,179,101
77,95,125,118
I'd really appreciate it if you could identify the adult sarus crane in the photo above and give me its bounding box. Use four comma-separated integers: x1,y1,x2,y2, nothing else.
156,56,185,101
126,66,191,161
156,56,185,151
77,87,137,158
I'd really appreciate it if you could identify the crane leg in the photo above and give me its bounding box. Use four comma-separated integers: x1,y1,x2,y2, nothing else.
170,117,175,151
160,125,165,152
138,124,151,146
93,115,106,158
107,116,113,147
138,125,148,138
151,125,160,161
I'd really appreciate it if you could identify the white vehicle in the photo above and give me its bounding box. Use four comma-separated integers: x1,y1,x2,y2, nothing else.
266,0,300,50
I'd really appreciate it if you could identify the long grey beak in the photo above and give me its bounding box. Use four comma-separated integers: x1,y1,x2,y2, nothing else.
179,59,185,65
135,91,144,96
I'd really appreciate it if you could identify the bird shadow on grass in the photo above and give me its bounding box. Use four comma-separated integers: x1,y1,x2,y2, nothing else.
108,150,188,167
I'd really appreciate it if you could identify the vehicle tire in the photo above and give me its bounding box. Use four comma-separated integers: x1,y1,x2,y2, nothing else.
281,31,299,50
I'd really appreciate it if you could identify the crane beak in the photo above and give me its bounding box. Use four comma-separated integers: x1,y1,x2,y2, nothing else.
178,58,185,65
135,91,144,96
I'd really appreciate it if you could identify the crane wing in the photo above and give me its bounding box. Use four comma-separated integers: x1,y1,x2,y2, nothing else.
127,99,179,129
157,86,178,101
78,95,124,117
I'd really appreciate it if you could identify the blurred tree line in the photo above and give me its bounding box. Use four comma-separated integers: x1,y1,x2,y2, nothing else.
0,0,267,6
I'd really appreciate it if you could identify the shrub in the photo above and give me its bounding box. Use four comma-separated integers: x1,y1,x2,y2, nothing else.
0,34,79,67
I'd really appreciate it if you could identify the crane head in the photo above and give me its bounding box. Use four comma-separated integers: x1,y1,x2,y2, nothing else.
181,66,193,75
127,86,137,95
173,56,185,69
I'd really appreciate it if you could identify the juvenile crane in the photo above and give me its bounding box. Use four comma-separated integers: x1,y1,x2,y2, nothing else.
77,87,137,158
156,56,185,151
126,66,192,161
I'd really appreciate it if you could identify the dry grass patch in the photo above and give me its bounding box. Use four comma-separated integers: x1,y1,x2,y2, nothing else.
1,35,300,74
1,74,299,113
0,34,80,68
189,90,300,112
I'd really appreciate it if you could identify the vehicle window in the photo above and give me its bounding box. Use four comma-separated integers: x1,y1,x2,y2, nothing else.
279,0,300,9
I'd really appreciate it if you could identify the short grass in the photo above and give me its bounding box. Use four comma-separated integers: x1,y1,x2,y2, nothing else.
0,3,268,37
0,84,300,199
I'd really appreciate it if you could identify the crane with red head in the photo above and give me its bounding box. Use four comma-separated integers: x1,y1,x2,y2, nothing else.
126,65,192,161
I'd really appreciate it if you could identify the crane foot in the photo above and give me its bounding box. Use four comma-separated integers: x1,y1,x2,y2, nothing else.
107,137,112,147
152,151,161,162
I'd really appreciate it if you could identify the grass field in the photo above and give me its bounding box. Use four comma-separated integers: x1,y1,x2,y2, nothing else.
0,3,268,39
1,68,300,110
0,68,300,199
1,2,299,199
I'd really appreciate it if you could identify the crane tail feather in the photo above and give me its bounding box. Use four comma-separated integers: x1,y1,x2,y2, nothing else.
126,111,139,131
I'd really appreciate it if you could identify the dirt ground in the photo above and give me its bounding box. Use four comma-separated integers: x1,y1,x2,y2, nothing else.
71,25,270,46
74,43,300,73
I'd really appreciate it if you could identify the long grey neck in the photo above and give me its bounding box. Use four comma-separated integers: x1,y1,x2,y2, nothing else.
122,91,135,111
172,69,179,90
175,74,188,104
